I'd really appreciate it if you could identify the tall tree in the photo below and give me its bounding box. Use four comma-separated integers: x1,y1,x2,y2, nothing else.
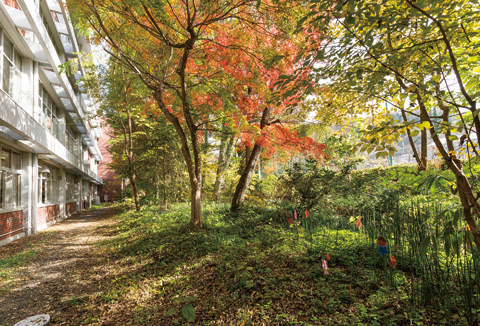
69,0,264,227
292,0,480,247
70,0,327,218
103,65,145,211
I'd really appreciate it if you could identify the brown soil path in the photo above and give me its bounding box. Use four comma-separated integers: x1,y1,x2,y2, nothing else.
0,206,120,326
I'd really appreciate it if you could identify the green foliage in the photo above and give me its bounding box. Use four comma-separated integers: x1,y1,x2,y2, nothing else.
87,196,479,325
102,61,187,207
277,133,363,211
288,0,480,253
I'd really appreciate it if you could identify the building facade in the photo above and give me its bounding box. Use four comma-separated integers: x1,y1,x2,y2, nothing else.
0,0,103,246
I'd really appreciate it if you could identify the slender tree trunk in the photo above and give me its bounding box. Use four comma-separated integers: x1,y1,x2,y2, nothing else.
214,132,235,203
400,107,422,168
115,68,141,211
456,175,480,249
214,135,227,202
130,170,141,211
395,78,427,171
154,90,202,228
419,118,428,171
162,147,168,210
231,107,270,211
120,107,141,211
418,97,429,171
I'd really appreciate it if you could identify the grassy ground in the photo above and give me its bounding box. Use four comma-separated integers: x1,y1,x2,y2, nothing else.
1,203,476,325
84,203,474,325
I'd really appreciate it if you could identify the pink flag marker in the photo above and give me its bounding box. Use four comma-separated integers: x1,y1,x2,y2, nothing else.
294,210,297,220
322,259,329,275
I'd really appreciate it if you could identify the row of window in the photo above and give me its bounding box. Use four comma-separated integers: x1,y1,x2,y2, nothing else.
0,27,83,159
0,146,84,210
1,29,22,100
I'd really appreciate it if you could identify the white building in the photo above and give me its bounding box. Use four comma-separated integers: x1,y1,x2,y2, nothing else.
0,0,103,246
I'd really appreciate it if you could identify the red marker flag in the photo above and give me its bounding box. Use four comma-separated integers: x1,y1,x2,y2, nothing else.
355,218,362,228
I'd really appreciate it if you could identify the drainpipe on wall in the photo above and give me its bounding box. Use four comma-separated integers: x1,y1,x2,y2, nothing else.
32,153,38,234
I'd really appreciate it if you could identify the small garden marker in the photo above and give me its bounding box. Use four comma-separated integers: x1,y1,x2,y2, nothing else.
377,236,390,256
322,259,329,275
355,218,362,229
389,255,396,269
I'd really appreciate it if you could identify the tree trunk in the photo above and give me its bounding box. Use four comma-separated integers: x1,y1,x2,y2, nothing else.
191,180,202,228
155,174,160,201
214,132,235,203
456,175,480,249
231,107,270,211
419,105,428,171
400,107,422,169
130,170,141,211
415,93,480,248
396,77,427,171
154,90,203,228
162,148,168,210
120,107,141,211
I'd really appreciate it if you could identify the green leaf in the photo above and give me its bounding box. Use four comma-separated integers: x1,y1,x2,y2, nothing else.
256,0,261,9
181,304,195,322
164,307,177,317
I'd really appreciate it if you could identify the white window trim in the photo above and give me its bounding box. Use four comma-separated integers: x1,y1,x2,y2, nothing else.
0,144,22,213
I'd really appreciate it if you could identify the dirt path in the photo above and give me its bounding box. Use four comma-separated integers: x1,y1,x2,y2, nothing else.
0,206,120,326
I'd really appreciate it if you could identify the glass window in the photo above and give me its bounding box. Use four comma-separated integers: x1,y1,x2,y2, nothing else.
39,84,60,139
2,58,12,94
66,174,78,202
12,152,20,170
0,145,21,209
37,162,59,205
3,37,13,61
51,11,60,23
1,33,22,98
1,148,10,169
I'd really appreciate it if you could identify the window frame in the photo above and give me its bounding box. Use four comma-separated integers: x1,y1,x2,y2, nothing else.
38,83,59,138
0,29,22,100
0,144,22,211
37,161,60,206
66,173,78,202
